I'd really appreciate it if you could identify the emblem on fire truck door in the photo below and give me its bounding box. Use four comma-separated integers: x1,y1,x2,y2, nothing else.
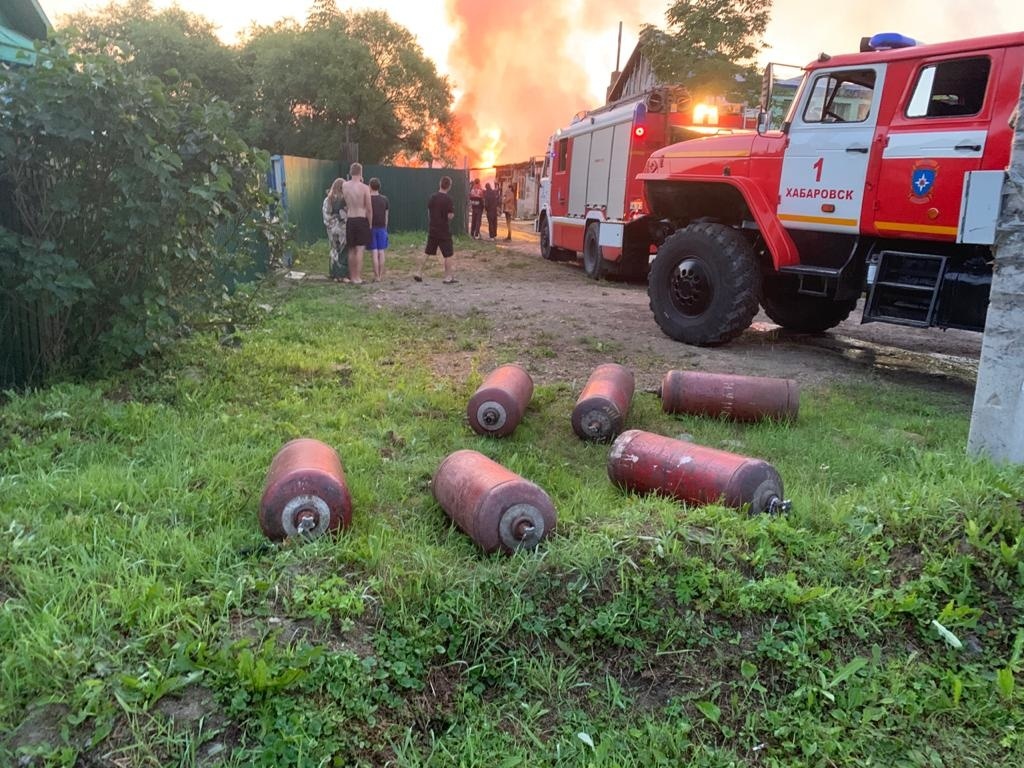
909,159,939,204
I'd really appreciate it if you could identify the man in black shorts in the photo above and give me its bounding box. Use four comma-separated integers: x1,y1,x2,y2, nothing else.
341,162,372,284
415,175,457,284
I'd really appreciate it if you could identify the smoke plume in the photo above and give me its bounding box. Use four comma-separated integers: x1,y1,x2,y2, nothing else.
444,0,663,169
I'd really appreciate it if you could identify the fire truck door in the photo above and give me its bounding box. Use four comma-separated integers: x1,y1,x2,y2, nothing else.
871,54,996,241
778,65,886,234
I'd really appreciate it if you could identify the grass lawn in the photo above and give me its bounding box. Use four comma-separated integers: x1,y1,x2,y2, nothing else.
2,236,1023,766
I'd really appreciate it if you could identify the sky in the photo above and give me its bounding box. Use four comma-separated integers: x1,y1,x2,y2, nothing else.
41,1,1024,166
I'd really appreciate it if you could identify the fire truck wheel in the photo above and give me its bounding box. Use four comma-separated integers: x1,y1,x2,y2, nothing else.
540,220,554,260
761,275,858,332
583,224,604,280
648,223,760,346
539,216,574,261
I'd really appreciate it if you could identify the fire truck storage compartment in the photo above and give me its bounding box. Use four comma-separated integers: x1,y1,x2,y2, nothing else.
935,256,992,331
568,133,590,215
568,121,633,220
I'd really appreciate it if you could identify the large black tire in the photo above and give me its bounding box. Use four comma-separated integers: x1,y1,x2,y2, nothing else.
761,274,858,333
582,223,604,280
539,216,555,260
539,216,573,261
647,222,760,346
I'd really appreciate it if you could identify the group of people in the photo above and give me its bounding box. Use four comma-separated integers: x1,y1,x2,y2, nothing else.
323,166,518,286
469,179,515,241
321,162,390,284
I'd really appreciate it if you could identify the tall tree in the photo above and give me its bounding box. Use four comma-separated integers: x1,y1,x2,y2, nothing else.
59,0,246,103
639,0,773,103
243,12,454,163
306,0,341,29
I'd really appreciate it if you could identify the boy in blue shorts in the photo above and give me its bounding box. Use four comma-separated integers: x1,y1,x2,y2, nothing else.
369,177,389,282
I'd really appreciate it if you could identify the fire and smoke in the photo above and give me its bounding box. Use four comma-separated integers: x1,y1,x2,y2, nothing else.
444,0,663,170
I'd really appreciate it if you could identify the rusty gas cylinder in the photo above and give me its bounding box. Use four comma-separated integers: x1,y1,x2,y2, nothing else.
432,449,556,553
467,364,534,437
607,429,789,515
572,363,636,441
259,438,353,541
660,370,799,422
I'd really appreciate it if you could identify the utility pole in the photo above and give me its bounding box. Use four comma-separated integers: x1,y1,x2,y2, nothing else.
968,78,1024,464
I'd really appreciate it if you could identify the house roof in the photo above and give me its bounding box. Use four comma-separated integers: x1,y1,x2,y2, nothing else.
607,44,647,103
0,0,51,64
1,24,37,63
0,0,52,40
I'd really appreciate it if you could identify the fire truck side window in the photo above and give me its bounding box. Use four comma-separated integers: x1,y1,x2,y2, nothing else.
802,69,876,124
557,138,569,173
906,57,991,118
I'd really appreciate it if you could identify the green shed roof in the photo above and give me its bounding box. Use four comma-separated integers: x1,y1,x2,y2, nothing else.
1,0,52,40
1,24,37,65
0,0,51,66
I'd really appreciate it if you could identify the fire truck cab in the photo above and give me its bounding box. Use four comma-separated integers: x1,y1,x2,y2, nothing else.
640,31,1023,345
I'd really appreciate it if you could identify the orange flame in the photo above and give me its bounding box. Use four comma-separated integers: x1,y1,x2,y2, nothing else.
444,1,662,167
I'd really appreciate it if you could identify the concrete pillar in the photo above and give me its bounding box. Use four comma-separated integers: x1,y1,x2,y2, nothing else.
968,79,1024,463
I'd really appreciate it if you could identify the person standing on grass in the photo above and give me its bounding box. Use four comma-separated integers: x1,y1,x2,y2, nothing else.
322,178,348,282
369,177,389,282
483,182,498,239
502,183,516,241
341,162,372,284
415,175,457,284
469,178,484,239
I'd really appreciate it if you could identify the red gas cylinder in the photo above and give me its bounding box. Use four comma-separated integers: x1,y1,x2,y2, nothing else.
467,364,534,437
432,449,556,554
572,363,635,441
660,370,799,422
259,438,353,541
607,429,789,515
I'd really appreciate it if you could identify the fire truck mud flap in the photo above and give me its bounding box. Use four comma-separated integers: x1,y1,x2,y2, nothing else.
647,222,761,346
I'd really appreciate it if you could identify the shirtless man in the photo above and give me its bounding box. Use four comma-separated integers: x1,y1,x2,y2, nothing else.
341,162,373,284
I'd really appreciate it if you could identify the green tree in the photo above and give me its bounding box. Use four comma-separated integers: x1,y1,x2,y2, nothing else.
59,0,246,104
639,0,773,103
0,39,287,375
305,0,341,29
243,12,455,163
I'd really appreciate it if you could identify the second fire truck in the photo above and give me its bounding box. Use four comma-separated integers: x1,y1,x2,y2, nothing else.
536,90,744,280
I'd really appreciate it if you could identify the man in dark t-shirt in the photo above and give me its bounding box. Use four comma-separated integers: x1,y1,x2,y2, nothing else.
415,176,457,284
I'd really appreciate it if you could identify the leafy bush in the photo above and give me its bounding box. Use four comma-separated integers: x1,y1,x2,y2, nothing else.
0,38,289,376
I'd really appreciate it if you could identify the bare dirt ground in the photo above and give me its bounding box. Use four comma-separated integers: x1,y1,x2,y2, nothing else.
322,221,982,396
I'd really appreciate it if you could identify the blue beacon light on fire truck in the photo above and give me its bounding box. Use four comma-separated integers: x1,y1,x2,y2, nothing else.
867,32,919,50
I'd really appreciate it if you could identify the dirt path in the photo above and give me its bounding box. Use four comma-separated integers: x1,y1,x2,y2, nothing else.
332,222,981,396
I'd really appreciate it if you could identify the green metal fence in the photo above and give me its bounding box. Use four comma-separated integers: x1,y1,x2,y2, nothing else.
0,177,50,389
273,155,469,243
363,165,468,237
278,155,342,245
0,299,59,389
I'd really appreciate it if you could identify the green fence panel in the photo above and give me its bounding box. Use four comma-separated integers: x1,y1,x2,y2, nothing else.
276,156,470,240
362,165,468,235
281,155,343,244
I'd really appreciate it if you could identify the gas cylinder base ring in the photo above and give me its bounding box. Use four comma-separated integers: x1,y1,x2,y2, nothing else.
477,400,508,432
499,503,546,551
580,408,613,440
281,494,332,538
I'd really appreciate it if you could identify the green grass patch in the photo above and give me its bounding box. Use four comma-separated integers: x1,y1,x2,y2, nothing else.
2,275,1023,766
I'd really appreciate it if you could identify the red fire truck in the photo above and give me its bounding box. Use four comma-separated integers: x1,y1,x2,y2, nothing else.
536,91,746,279
640,31,1023,345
